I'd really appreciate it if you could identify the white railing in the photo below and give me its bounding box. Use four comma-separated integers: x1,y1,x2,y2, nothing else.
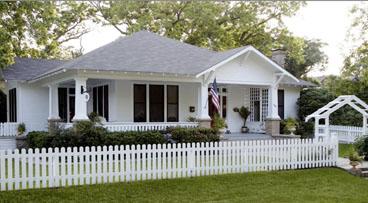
0,137,338,191
105,122,199,132
60,122,199,132
329,125,364,143
0,123,18,137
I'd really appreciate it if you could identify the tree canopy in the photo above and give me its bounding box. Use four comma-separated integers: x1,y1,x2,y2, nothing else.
92,1,304,54
0,1,95,68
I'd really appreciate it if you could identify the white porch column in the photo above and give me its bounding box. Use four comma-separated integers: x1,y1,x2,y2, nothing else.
48,84,60,120
268,83,280,119
72,77,89,121
197,82,211,128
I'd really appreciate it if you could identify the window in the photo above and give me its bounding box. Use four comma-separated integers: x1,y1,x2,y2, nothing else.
278,89,285,119
167,85,179,122
134,84,147,122
149,85,164,122
250,88,268,122
58,87,75,122
8,88,16,122
222,96,227,119
93,85,109,121
58,88,68,122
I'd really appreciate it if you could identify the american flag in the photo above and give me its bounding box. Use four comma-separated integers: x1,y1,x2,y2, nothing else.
210,78,220,112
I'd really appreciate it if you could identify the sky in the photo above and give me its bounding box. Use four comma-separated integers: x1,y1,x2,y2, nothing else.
72,1,358,77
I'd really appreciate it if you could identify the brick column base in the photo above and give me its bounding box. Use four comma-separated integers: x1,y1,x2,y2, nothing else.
265,118,281,136
197,118,212,128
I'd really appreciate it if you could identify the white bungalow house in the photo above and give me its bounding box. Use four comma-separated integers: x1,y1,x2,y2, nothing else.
0,31,315,136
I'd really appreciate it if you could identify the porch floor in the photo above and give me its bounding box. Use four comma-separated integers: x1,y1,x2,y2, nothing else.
223,133,272,141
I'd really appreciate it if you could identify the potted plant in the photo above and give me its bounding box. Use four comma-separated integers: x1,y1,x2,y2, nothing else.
284,118,298,135
349,151,362,170
212,114,227,138
17,123,26,136
233,106,250,133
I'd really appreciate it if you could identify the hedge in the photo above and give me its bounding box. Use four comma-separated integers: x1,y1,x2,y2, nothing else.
26,121,220,148
27,130,165,149
168,127,219,143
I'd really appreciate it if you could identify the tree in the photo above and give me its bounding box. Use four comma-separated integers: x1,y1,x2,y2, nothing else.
92,1,304,55
282,38,328,78
0,1,95,68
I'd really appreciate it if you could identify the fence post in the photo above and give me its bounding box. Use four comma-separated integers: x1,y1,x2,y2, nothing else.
188,143,195,177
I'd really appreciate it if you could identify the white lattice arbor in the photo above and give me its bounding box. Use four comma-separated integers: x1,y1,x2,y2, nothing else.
306,95,368,137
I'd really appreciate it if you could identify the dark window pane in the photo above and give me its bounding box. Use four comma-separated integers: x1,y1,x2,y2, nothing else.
222,96,227,119
69,88,75,95
97,86,103,116
69,96,75,122
104,85,109,121
278,89,285,119
254,101,260,122
9,88,16,122
134,84,146,122
58,88,68,122
167,85,178,122
149,85,164,122
93,87,97,113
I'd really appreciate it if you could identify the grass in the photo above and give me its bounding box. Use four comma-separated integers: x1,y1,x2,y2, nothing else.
339,143,355,158
0,168,367,203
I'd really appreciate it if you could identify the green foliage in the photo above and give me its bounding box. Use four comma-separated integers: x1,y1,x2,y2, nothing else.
233,106,250,127
26,131,50,148
17,122,26,135
0,1,96,68
349,151,362,162
27,120,165,148
211,114,226,131
168,127,219,143
354,135,368,161
281,118,298,134
282,38,328,78
296,88,335,138
93,1,304,54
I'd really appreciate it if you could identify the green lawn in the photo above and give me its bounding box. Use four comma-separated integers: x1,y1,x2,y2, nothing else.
0,168,367,203
339,143,355,158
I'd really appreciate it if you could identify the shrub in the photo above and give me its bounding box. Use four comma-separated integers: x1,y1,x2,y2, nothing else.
27,131,50,148
354,135,368,161
104,131,165,146
211,114,226,131
168,127,219,143
17,123,26,135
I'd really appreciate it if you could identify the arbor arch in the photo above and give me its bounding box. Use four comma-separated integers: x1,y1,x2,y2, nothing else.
305,95,368,137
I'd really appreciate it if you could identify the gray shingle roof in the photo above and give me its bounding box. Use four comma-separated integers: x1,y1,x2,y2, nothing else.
281,79,318,87
58,31,216,75
2,57,65,81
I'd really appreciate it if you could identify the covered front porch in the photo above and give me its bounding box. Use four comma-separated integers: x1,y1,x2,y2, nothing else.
44,73,282,134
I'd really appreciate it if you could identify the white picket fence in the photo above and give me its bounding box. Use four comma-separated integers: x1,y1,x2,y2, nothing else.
0,137,338,191
0,123,18,137
329,125,364,143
